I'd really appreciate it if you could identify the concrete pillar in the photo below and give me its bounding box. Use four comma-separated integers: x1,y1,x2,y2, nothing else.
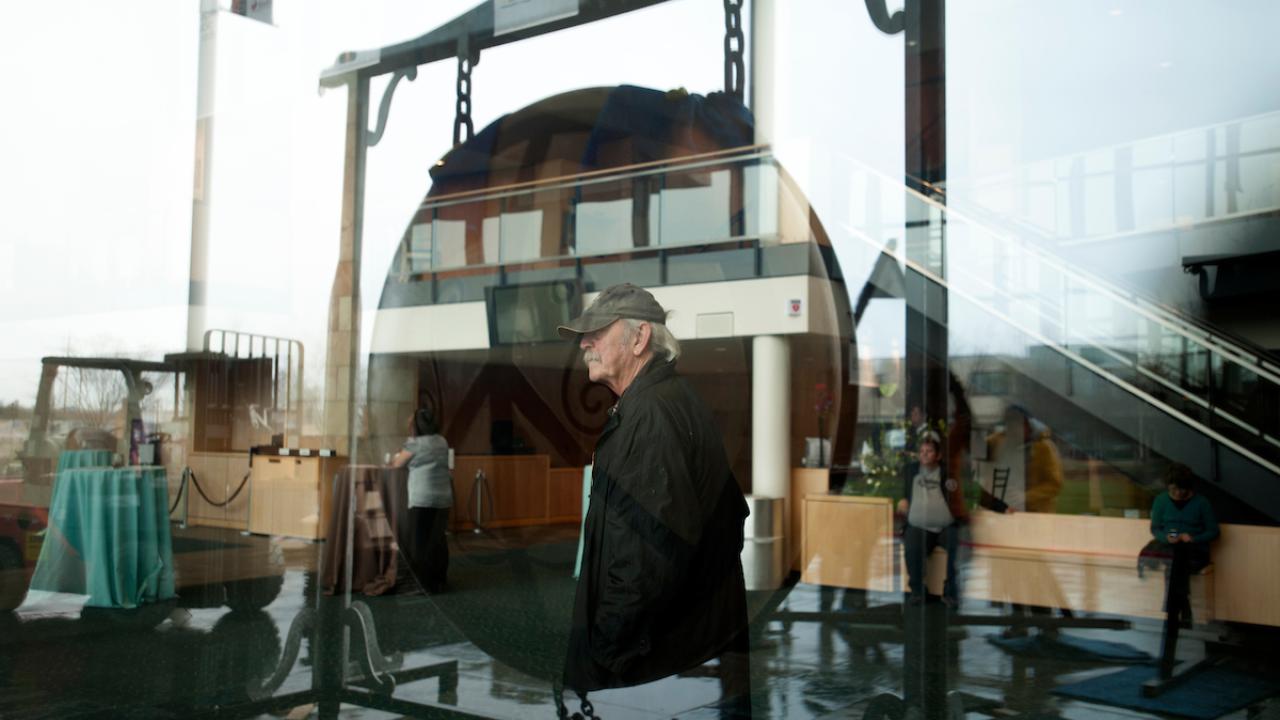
323,77,369,457
752,334,790,499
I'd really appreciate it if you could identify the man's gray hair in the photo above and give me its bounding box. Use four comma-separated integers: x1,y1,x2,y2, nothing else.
624,318,681,362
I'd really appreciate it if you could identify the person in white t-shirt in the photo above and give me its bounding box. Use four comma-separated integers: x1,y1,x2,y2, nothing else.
897,433,960,605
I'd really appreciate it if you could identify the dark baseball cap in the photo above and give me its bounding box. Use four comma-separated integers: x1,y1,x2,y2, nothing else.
557,283,668,339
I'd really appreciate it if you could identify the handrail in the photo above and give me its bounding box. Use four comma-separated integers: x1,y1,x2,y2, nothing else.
416,144,769,210
940,188,1280,379
842,153,1280,389
394,148,783,277
841,220,1280,480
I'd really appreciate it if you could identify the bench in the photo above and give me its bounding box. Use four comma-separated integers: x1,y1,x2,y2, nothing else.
802,497,1231,623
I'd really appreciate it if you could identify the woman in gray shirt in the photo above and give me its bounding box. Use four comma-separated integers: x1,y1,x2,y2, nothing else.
390,407,453,593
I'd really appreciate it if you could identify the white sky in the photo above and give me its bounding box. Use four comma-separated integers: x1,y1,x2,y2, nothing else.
0,0,907,406
7,1,1269,405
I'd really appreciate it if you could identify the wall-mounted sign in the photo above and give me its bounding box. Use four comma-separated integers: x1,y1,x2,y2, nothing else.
494,0,579,37
787,298,802,317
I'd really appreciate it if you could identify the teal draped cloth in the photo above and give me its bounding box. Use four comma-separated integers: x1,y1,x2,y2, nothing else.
573,464,591,579
56,449,114,472
29,466,176,608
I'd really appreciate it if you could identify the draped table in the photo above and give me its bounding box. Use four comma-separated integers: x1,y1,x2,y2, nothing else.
28,466,176,608
320,465,408,596
56,449,114,472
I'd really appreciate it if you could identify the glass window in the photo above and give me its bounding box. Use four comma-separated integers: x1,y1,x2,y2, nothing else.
6,1,1280,718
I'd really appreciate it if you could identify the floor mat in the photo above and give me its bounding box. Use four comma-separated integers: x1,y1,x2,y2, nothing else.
1052,664,1280,719
170,535,247,554
987,632,1152,663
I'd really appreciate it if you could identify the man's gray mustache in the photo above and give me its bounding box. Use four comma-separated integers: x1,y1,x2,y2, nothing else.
583,352,600,363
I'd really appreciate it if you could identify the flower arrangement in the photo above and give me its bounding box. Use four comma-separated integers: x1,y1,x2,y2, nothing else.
849,415,947,498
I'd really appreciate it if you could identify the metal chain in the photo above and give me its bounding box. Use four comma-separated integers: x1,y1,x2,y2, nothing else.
453,50,475,147
723,0,745,101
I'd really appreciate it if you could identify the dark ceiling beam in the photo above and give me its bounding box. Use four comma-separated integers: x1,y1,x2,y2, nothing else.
320,0,673,88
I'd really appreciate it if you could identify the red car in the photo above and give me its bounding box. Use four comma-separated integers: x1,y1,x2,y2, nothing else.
0,501,49,610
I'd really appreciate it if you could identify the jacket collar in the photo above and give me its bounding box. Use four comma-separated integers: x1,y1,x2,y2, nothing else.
597,358,675,445
615,357,675,412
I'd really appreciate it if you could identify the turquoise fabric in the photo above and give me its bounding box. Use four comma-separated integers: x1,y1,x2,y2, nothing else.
573,465,592,579
29,466,176,608
56,449,113,472
1150,492,1219,544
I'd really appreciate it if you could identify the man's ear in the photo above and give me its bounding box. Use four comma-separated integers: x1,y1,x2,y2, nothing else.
632,321,653,356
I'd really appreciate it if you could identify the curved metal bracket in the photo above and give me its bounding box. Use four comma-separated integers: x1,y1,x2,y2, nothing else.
367,66,418,147
864,0,907,35
345,600,401,694
862,692,906,720
247,606,315,701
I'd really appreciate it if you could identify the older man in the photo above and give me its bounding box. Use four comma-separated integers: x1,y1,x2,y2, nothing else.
557,283,751,704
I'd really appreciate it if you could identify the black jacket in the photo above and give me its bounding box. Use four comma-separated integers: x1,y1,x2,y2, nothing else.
564,359,749,691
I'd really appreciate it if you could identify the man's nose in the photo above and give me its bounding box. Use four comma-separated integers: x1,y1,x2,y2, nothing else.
580,334,590,350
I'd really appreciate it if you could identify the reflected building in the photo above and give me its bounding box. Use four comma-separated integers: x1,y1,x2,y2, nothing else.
3,1,1280,719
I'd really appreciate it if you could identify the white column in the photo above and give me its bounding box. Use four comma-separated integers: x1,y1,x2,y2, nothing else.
186,0,219,351
750,0,777,144
752,334,790,498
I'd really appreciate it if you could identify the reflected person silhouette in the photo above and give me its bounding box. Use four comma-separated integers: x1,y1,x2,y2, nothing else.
388,407,452,594
989,406,1072,637
557,284,751,711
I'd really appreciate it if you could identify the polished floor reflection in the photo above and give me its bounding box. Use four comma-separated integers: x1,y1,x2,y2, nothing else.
2,525,1277,719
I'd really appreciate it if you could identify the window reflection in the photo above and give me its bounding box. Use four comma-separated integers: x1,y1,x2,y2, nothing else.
6,1,1280,718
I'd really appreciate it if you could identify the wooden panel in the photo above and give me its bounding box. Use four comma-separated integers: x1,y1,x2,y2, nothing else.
186,452,252,531
806,505,1280,625
243,455,344,540
274,459,318,539
548,468,585,522
249,456,291,535
315,457,343,541
450,463,476,528
489,455,549,523
451,455,551,529
1213,523,1280,626
801,495,896,592
789,469,829,571
164,441,188,523
968,511,1151,557
223,453,251,531
187,453,227,524
183,453,208,521
963,511,1201,620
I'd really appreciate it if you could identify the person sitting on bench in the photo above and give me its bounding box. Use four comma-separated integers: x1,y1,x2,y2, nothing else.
1147,464,1219,624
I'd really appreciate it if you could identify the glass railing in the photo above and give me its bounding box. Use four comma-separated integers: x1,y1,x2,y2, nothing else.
946,109,1280,244
836,154,1280,482
384,147,822,299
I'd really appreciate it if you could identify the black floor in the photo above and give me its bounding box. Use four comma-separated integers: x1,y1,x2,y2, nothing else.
2,526,1278,720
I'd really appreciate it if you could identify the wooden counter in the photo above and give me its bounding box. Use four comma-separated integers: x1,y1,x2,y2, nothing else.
790,468,830,571
800,494,897,592
247,453,345,540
